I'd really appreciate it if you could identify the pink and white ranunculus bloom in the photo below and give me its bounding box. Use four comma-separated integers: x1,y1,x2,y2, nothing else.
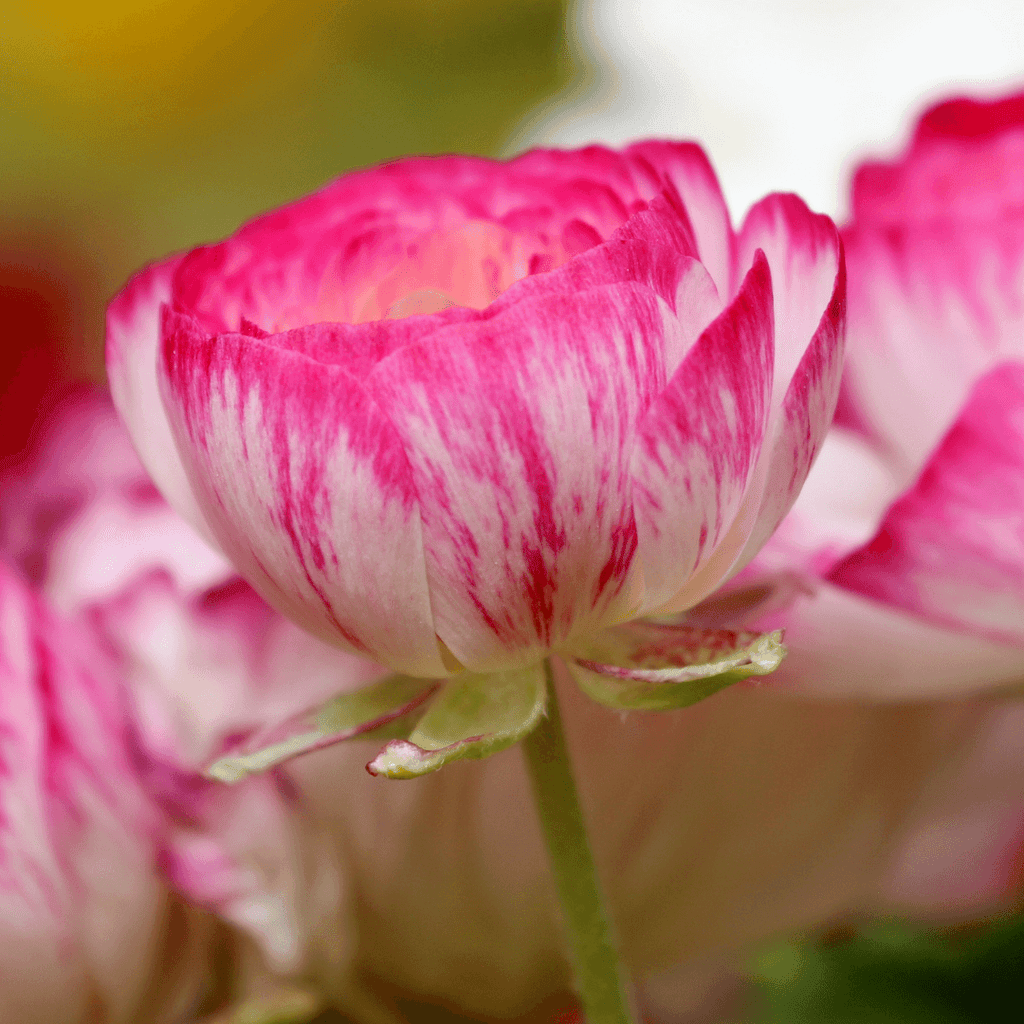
0,390,354,1021
107,144,844,760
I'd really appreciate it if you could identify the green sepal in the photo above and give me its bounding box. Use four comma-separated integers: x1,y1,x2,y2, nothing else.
566,622,785,711
367,663,547,779
205,674,438,783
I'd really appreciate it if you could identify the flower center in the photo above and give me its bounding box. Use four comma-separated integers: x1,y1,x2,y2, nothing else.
385,288,457,320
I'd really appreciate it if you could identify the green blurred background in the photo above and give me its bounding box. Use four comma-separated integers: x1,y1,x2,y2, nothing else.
1,2,1021,1022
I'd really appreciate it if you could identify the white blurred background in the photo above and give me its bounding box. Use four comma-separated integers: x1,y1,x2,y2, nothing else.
513,0,1024,220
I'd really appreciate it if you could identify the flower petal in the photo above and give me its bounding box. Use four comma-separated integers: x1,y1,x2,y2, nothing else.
206,675,439,783
733,235,846,569
841,213,1024,481
831,361,1024,647
751,578,1024,700
367,664,547,779
852,92,1024,226
631,251,774,612
158,311,448,676
566,625,784,711
736,194,842,401
625,140,736,303
367,281,673,671
106,256,219,546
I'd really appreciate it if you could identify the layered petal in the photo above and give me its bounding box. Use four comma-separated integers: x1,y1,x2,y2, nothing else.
366,280,672,670
723,195,846,566
831,361,1024,647
632,252,774,612
624,140,735,302
159,310,447,676
106,256,219,546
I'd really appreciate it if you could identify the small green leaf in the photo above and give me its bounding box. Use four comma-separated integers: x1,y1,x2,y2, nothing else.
367,663,547,779
566,623,785,711
205,674,439,783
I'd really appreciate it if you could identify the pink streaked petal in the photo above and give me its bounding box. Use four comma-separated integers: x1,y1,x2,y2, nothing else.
737,194,842,398
747,427,902,579
625,140,736,303
367,282,672,671
106,257,219,547
732,243,846,570
831,361,1024,647
632,252,774,612
853,92,1024,226
840,215,1024,480
750,578,1024,700
158,318,447,677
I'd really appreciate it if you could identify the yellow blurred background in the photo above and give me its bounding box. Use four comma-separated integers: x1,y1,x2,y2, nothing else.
0,0,577,455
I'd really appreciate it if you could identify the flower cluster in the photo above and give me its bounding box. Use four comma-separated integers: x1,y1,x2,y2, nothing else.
3,92,1024,1021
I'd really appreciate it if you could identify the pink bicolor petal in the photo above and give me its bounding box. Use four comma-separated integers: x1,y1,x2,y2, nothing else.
367,282,671,671
106,257,219,547
841,214,1024,480
0,561,165,1023
159,315,447,677
831,361,1024,646
750,579,1024,700
737,194,842,398
733,243,846,569
625,140,736,303
632,252,774,612
853,92,1024,226
750,427,903,579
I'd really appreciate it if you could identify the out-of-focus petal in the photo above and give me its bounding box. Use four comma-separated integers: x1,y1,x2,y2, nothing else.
749,579,1024,700
0,560,165,1023
743,426,901,589
852,92,1024,226
368,281,671,671
832,361,1024,647
159,311,447,676
106,257,219,546
841,214,1024,479
632,253,774,612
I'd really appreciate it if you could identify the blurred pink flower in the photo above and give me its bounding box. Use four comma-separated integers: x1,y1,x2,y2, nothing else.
106,144,843,682
703,92,1024,704
0,390,353,1021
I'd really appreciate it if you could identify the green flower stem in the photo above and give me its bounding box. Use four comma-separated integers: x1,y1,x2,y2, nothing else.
522,659,636,1024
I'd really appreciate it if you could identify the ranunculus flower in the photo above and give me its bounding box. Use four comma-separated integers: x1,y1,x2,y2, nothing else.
107,143,844,772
